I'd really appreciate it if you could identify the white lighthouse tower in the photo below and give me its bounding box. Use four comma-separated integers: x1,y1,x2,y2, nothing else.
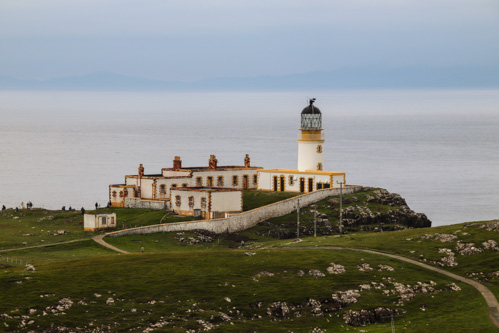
298,98,324,171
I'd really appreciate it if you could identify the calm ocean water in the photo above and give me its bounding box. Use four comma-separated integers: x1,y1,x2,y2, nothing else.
1,89,498,226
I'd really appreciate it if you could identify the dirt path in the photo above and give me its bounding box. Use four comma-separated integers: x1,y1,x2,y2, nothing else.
279,246,499,328
92,234,130,254
0,239,89,253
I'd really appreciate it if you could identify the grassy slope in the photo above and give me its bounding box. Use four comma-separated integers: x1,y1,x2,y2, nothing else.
1,249,494,332
286,220,499,301
1,193,498,332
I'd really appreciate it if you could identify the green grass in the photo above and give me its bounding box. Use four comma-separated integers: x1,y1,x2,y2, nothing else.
0,198,498,332
242,190,299,211
285,220,499,301
1,249,494,332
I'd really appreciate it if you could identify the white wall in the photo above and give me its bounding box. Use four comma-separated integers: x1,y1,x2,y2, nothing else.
298,140,324,171
211,191,242,212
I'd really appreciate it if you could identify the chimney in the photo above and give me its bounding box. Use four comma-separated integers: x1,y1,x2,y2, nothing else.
138,164,145,177
209,155,218,170
173,156,182,171
244,154,250,168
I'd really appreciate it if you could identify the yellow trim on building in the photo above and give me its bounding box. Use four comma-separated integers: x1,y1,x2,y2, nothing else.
258,168,345,176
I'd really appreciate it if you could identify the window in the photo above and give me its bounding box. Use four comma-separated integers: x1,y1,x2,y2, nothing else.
232,175,238,186
253,174,258,184
171,184,177,189
182,183,188,187
289,176,294,186
317,145,323,153
207,176,213,187
175,195,181,206
188,196,194,208
112,191,117,198
201,197,207,208
119,191,123,197
124,189,128,196
101,217,107,225
159,185,166,194
196,177,202,186
111,217,115,224
317,163,323,171
217,176,224,186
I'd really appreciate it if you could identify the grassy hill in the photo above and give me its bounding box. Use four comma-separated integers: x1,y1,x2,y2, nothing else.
0,191,498,332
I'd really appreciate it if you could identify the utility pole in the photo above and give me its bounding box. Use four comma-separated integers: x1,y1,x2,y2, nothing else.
296,198,300,239
339,181,343,237
313,204,317,238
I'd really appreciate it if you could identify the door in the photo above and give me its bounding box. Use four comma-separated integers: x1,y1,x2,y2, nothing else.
273,176,278,191
308,178,314,192
300,178,305,193
243,175,249,190
207,176,213,187
280,176,285,191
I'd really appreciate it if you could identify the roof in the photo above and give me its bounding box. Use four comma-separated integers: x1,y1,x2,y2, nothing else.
301,98,321,115
258,168,345,175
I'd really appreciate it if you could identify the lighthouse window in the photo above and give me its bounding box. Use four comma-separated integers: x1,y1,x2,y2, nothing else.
317,145,323,153
317,163,323,171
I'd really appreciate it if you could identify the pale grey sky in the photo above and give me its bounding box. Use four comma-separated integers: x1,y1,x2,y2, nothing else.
1,0,498,81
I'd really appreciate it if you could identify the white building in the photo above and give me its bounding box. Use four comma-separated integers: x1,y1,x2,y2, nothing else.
257,99,346,192
109,154,261,210
84,213,117,232
170,187,242,219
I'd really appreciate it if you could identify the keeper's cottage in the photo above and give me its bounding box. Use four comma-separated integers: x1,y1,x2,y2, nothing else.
108,99,346,218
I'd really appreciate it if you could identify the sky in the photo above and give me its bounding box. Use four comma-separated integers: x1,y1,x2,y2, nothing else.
1,0,498,81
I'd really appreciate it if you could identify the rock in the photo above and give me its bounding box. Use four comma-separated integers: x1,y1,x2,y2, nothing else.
24,264,35,271
106,298,115,305
307,298,323,317
308,269,325,278
377,265,395,272
482,240,499,251
327,263,346,274
448,283,461,291
479,221,499,231
252,270,274,282
343,307,394,326
224,297,231,303
331,290,360,307
266,301,290,319
244,252,256,256
456,242,483,255
357,263,373,271
421,233,457,242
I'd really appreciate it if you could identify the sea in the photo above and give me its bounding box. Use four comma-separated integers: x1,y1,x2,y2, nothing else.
1,89,498,227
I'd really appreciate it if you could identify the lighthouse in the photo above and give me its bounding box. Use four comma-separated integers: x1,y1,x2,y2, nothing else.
298,98,324,171
256,99,345,193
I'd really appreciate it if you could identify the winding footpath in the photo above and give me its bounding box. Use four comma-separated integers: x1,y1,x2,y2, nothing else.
92,234,130,254
93,235,499,328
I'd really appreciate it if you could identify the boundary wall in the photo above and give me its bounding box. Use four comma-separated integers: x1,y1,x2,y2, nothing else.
106,186,363,237
125,198,169,210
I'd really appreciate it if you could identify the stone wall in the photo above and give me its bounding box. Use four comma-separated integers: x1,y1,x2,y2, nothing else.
125,198,169,210
108,186,363,237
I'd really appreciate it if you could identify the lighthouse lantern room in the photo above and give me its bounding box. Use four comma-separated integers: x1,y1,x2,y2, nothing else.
298,98,325,172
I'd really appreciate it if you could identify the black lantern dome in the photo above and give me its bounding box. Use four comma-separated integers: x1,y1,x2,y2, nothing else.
301,98,322,129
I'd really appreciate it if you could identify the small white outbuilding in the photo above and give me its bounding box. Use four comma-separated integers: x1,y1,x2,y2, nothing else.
84,213,117,232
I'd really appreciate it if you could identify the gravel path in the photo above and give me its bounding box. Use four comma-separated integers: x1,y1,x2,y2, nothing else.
92,234,130,254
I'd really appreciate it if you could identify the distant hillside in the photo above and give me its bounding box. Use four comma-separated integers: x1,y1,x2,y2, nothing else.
1,66,499,91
